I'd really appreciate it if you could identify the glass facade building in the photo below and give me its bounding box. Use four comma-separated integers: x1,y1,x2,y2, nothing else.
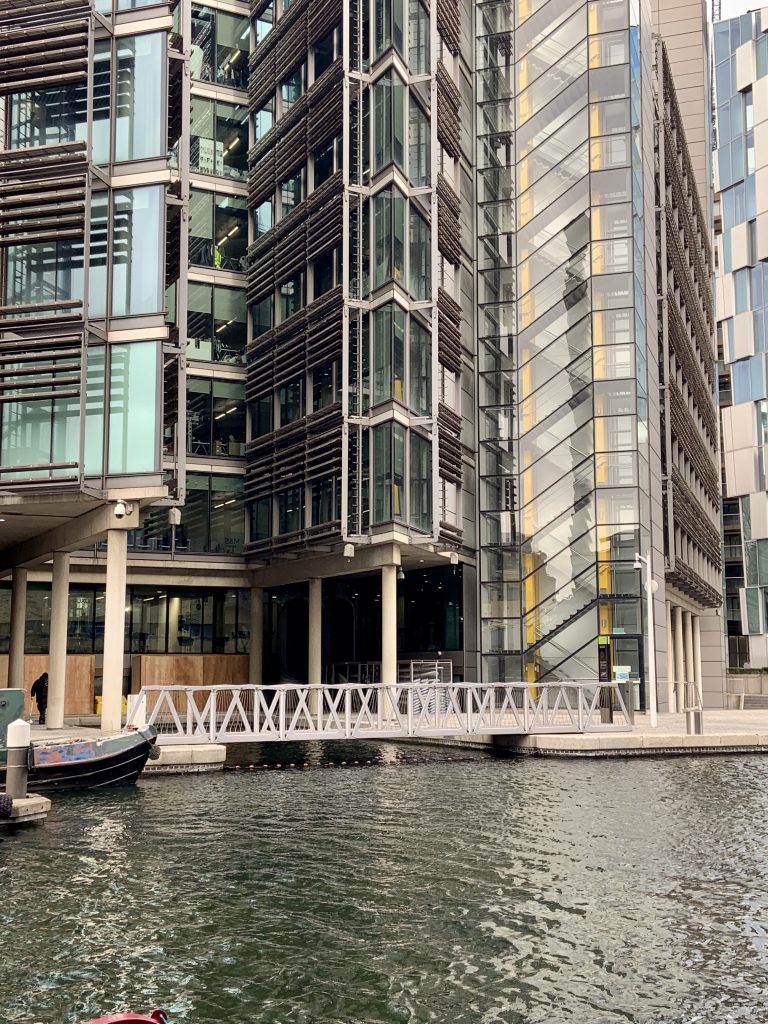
715,11,768,669
0,0,727,711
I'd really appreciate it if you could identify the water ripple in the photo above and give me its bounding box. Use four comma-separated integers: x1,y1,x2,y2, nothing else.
2,747,768,1023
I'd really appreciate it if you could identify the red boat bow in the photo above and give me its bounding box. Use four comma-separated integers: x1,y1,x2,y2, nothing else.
83,1012,169,1024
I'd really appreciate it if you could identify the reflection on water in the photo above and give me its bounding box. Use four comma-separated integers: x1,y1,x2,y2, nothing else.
3,744,768,1024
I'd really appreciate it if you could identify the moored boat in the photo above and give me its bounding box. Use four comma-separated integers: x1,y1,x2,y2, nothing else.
0,689,159,792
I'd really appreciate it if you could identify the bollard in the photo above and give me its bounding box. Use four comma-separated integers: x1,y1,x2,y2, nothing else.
6,718,30,800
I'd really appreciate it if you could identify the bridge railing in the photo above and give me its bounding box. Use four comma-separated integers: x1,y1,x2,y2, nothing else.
127,681,632,744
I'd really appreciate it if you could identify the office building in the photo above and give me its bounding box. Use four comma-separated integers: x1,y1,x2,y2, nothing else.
714,9,768,670
0,0,726,722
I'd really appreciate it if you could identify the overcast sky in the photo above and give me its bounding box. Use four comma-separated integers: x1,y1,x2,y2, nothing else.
719,0,757,19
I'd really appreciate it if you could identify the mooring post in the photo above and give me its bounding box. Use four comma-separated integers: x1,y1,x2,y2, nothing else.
6,719,30,800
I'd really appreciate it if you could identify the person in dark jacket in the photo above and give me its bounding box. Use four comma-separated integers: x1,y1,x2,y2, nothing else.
31,672,48,725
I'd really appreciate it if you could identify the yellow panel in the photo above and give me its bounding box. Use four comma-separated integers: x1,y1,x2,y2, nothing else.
518,0,531,21
590,138,603,171
590,103,599,137
595,415,607,483
599,602,612,633
599,562,613,596
588,2,598,34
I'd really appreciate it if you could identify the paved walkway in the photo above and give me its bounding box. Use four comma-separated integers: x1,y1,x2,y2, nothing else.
29,710,768,759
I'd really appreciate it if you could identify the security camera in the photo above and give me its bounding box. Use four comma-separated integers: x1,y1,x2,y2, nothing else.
449,552,459,565
633,559,642,571
114,500,127,519
169,507,182,526
343,542,355,559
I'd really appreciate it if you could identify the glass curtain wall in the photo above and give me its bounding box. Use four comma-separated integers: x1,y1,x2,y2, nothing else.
478,0,649,686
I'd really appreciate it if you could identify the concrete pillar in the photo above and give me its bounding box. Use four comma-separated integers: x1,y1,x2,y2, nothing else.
665,600,673,711
101,529,128,733
693,614,703,704
7,567,28,691
683,610,695,709
249,586,263,684
47,551,70,730
673,604,685,713
308,578,322,718
381,564,398,685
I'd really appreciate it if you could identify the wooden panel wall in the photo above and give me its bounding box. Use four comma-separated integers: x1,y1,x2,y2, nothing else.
0,655,95,716
130,655,250,693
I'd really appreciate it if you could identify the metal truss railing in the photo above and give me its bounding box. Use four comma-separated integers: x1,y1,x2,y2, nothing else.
127,681,632,745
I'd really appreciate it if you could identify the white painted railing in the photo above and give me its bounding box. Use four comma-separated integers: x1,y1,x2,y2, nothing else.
126,681,632,745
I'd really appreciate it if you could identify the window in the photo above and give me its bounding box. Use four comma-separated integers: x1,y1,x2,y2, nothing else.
313,361,341,411
410,432,431,531
108,342,159,474
253,294,273,338
190,189,248,270
313,136,342,188
409,207,430,300
254,199,274,238
251,497,271,541
408,0,429,74
256,3,273,43
372,303,406,405
409,317,430,414
115,34,165,161
371,70,406,174
408,98,430,186
280,274,305,320
4,241,84,310
187,378,246,457
279,380,303,425
278,487,304,534
187,283,247,363
372,186,406,290
192,7,250,88
313,248,340,298
191,97,248,180
251,394,273,437
314,28,336,78
374,0,404,59
185,473,245,553
373,422,392,522
281,65,304,111
281,170,304,217
312,478,338,524
111,186,164,316
254,100,274,141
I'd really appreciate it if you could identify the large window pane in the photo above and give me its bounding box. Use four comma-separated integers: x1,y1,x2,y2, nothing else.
373,422,392,522
115,34,164,161
409,318,431,414
210,476,244,552
214,285,247,363
212,380,246,455
111,186,164,316
108,342,158,474
190,189,214,266
409,208,430,299
187,282,213,360
214,194,248,269
191,5,215,81
217,102,248,180
409,432,431,531
277,487,304,534
216,11,249,88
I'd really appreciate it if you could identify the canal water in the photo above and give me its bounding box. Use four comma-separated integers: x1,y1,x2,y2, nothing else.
3,744,768,1024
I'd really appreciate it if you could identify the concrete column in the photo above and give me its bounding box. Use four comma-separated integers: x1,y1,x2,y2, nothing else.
7,567,28,691
665,600,674,711
683,610,695,709
249,586,263,684
673,604,685,713
308,578,322,718
47,552,70,730
693,614,703,704
101,529,128,733
381,564,398,685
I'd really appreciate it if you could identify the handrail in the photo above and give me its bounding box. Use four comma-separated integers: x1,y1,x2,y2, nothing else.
127,681,633,745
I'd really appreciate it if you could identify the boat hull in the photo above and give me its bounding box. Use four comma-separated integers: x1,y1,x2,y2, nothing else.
0,730,156,793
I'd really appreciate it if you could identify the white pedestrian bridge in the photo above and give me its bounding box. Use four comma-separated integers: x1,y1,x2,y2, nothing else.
126,680,633,745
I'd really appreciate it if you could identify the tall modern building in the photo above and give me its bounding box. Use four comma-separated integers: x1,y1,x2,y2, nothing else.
0,0,727,723
714,9,768,670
